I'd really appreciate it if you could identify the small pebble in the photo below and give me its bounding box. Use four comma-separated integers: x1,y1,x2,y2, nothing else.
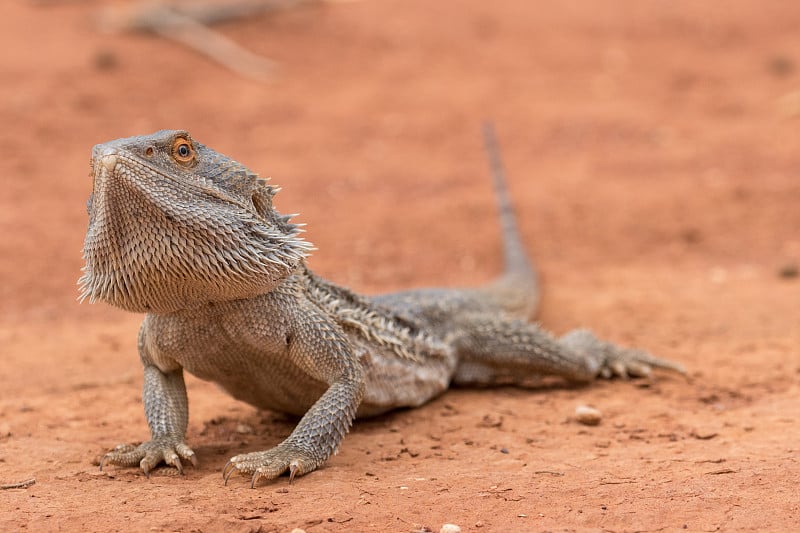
290,529,306,533
93,49,118,71
778,262,799,279
692,429,718,440
440,524,461,533
575,405,602,426
768,55,794,77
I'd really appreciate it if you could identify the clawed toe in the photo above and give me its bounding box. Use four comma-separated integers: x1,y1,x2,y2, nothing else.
100,438,197,477
625,360,652,378
100,445,144,471
623,349,686,377
609,360,628,378
162,452,183,475
222,459,237,485
222,444,317,488
561,329,685,380
222,457,275,489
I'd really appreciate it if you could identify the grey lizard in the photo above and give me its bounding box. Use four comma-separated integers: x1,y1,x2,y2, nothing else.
80,124,684,487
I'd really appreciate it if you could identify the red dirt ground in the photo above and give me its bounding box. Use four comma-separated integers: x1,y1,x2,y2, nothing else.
1,1,799,531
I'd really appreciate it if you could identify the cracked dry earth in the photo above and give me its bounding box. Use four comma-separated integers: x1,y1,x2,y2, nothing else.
1,0,798,531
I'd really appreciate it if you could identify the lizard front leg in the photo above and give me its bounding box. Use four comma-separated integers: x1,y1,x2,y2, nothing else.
101,328,196,476
223,307,365,487
101,364,196,475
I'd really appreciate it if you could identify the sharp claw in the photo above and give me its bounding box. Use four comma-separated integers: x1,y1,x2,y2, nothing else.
223,460,236,485
289,463,298,484
173,456,184,475
189,454,198,467
250,471,260,489
99,455,108,471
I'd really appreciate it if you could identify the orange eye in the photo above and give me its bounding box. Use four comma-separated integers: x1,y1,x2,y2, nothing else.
171,137,196,165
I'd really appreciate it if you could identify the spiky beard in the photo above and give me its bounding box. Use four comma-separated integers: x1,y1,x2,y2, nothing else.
80,154,311,313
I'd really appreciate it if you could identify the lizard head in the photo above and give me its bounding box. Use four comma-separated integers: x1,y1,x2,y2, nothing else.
80,130,312,313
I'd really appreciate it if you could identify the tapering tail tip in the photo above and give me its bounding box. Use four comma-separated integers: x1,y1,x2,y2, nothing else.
481,121,535,279
481,121,539,316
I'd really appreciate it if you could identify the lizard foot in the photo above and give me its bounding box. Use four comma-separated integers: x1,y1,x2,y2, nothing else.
561,329,685,379
100,438,197,476
223,442,318,487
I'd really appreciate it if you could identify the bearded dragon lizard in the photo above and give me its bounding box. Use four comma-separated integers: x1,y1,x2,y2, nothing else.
81,124,683,487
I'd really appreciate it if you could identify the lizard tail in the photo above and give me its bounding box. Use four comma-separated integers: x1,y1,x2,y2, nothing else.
482,121,540,317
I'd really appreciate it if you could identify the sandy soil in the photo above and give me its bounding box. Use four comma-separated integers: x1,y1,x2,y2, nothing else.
1,1,799,531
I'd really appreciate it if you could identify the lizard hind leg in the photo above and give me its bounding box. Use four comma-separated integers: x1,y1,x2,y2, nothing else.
451,315,684,387
451,314,598,386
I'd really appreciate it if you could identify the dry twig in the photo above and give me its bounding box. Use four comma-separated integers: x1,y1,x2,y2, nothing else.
1,478,36,490
94,0,319,81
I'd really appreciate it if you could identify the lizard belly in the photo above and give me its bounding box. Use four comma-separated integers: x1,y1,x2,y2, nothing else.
187,346,328,417
354,338,458,417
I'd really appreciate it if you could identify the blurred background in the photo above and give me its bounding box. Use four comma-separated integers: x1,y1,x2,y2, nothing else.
2,0,798,320
1,1,798,530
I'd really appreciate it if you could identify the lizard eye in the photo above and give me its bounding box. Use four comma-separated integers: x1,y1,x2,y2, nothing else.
171,137,196,166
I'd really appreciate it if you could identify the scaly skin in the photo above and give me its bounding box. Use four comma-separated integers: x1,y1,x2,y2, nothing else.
81,127,683,487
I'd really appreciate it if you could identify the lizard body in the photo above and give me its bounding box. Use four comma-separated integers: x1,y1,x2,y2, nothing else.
81,126,682,486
